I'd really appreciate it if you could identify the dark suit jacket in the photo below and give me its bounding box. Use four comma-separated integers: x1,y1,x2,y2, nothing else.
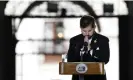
67,32,110,80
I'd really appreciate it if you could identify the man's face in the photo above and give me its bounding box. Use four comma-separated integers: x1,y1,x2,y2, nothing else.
81,25,95,37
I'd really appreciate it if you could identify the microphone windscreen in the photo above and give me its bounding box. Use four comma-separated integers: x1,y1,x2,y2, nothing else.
84,42,88,46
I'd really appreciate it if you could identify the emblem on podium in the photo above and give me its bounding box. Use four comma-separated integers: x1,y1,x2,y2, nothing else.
76,63,88,73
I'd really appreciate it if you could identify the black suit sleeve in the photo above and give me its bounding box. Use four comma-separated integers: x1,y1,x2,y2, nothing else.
67,38,75,62
93,38,110,64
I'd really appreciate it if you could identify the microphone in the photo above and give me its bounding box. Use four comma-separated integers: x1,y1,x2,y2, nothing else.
83,42,88,51
80,36,89,61
80,42,88,61
83,36,89,51
84,42,88,46
81,42,88,51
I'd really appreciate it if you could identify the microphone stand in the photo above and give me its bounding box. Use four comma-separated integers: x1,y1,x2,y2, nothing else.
79,46,86,80
80,47,85,62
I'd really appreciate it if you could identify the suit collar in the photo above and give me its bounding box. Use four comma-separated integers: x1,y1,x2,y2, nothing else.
90,32,98,49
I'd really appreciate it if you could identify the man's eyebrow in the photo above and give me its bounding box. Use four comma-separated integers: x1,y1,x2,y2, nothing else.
83,29,92,31
82,30,86,31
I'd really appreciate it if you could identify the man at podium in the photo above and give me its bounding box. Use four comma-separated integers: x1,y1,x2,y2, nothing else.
67,15,110,80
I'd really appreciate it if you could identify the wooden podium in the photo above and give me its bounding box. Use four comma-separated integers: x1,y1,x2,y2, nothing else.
59,62,105,75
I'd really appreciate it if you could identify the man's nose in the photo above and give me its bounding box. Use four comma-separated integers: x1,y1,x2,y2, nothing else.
85,32,89,35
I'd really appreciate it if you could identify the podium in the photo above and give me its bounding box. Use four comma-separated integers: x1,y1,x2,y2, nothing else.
59,62,105,75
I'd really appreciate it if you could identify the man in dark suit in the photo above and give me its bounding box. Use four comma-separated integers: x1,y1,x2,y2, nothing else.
67,15,110,80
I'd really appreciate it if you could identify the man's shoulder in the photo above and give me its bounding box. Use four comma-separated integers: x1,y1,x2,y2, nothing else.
70,34,83,41
96,33,109,42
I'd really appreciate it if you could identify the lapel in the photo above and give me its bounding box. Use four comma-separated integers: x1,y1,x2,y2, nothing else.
90,32,98,50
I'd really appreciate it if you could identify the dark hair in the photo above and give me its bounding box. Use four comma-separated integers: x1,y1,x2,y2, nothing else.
80,15,95,28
